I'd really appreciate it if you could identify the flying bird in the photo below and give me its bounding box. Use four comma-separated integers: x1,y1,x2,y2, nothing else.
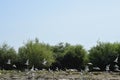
114,56,118,63
25,59,29,66
42,59,47,65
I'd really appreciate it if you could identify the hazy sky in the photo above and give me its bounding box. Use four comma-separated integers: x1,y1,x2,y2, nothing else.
0,0,120,50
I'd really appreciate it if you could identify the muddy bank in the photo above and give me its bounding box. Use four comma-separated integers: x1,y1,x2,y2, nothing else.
0,70,120,80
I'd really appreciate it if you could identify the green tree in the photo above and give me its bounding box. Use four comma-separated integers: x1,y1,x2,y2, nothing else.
62,45,87,70
89,42,120,71
18,39,55,70
51,42,70,70
0,43,17,69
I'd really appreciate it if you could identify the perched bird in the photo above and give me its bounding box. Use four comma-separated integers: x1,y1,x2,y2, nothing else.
92,67,100,71
114,64,120,72
7,59,11,65
35,68,38,71
56,67,59,71
49,68,53,73
13,64,17,68
105,64,110,71
31,65,34,71
87,63,93,65
85,65,89,72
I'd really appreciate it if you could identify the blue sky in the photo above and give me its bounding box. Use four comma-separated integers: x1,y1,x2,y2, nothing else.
0,0,120,50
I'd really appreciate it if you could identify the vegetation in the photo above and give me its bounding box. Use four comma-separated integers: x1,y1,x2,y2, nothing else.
0,38,120,71
89,42,120,71
62,45,87,70
17,38,54,70
0,44,17,70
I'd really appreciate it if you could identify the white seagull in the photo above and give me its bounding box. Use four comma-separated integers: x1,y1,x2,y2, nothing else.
7,59,11,65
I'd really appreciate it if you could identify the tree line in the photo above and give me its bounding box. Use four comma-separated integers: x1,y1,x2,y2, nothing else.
0,38,120,71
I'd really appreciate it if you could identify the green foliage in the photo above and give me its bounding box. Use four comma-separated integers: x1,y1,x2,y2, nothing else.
62,45,87,70
18,39,55,69
0,43,17,69
0,39,120,71
89,42,120,71
51,42,70,70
